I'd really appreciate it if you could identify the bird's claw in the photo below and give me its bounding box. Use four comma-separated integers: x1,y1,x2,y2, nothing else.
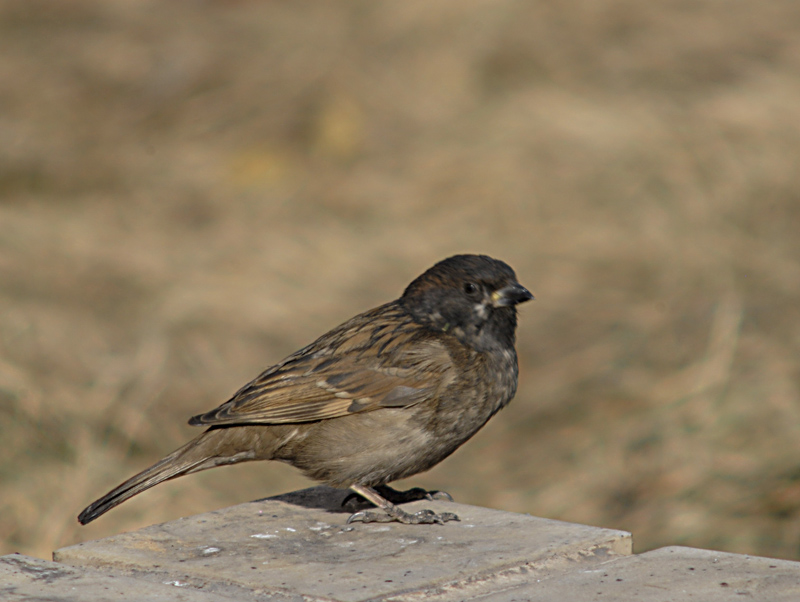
426,490,454,502
409,509,459,524
346,510,392,524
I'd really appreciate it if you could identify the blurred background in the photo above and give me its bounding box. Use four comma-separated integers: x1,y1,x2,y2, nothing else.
2,0,800,561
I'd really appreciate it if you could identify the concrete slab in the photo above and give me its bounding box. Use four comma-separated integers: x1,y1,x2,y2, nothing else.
474,546,800,602
0,554,226,601
55,486,631,602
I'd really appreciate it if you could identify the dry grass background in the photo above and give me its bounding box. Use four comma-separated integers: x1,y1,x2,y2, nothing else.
2,0,800,561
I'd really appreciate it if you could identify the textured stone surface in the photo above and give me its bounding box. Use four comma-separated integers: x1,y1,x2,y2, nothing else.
56,486,631,602
475,546,800,602
0,554,222,601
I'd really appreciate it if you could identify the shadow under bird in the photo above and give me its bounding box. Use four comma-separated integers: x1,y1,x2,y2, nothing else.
78,254,533,526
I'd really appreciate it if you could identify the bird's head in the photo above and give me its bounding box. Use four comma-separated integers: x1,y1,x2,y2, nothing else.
400,254,533,351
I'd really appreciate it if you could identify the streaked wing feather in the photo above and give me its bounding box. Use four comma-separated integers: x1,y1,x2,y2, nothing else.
190,308,453,426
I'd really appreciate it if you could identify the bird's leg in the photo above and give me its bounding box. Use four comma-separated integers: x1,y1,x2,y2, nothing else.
345,483,459,525
341,484,453,510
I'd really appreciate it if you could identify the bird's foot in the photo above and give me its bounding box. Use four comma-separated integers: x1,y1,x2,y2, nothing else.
346,507,459,525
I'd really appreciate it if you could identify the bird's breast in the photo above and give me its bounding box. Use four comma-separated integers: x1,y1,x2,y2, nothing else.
430,346,518,443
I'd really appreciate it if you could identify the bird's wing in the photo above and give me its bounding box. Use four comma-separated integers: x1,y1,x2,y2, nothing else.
189,314,454,426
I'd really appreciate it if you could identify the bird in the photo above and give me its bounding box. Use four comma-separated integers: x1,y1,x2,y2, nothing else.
78,254,533,526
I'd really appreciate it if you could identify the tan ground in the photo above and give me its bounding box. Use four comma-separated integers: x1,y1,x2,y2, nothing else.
2,0,800,561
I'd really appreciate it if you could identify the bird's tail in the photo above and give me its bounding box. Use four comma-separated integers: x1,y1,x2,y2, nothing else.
78,430,229,525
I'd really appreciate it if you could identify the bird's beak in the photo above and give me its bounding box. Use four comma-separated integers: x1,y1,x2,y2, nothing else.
492,283,534,307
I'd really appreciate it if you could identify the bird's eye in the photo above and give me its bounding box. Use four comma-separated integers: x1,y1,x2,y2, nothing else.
463,282,479,296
